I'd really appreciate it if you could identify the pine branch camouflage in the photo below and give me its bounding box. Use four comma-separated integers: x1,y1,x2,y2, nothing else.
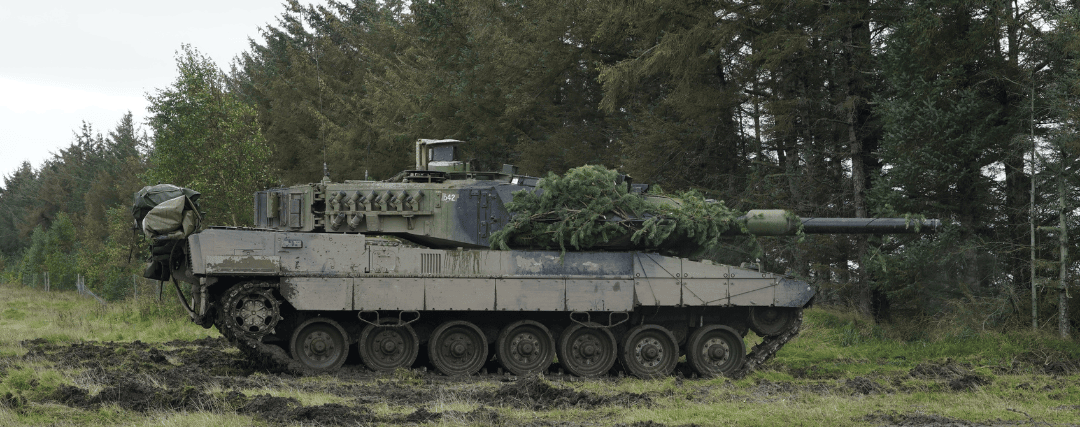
489,165,743,255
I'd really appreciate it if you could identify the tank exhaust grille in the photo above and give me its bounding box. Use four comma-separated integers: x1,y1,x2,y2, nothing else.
422,253,441,275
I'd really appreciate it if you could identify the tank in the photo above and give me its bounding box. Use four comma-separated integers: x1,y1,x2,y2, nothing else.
134,139,939,379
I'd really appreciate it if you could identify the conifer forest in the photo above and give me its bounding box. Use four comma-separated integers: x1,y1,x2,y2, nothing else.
2,0,1079,333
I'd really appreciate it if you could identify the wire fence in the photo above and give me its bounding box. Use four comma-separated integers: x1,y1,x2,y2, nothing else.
7,272,169,306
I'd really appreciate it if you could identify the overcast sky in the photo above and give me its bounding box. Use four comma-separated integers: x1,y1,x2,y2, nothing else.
0,1,324,181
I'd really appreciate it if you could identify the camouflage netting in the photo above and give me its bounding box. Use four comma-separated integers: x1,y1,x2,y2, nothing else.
132,184,203,240
489,165,745,254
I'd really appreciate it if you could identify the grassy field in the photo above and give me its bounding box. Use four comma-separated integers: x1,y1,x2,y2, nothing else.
1,281,1078,426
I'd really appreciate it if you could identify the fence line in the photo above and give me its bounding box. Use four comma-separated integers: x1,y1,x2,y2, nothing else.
6,271,170,305
76,274,107,307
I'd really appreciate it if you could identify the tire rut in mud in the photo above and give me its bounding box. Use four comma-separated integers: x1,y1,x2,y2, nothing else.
9,338,1077,426
475,375,651,410
10,337,663,425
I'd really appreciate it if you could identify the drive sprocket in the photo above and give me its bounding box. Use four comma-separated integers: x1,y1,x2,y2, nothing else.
219,282,282,341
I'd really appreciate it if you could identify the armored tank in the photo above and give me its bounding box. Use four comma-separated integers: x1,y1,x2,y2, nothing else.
135,139,939,379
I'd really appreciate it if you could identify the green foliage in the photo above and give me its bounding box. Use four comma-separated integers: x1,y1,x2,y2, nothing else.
0,162,39,257
18,213,78,291
866,0,1050,318
631,189,744,252
489,165,741,255
236,0,412,182
147,44,272,226
0,112,150,300
490,165,651,251
76,206,147,301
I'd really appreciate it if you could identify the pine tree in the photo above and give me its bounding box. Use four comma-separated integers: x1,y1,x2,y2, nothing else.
0,162,39,256
870,0,1039,315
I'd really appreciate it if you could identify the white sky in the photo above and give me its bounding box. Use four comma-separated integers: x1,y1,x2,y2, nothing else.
0,1,325,181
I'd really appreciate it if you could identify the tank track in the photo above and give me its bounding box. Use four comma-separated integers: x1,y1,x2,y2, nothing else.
217,309,309,375
218,310,805,379
731,309,803,379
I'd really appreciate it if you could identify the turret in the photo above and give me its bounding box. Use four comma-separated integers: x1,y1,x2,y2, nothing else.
251,140,938,250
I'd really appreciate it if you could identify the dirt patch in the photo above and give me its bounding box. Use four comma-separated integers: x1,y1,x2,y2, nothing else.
50,384,90,407
238,394,506,425
353,380,437,406
1,337,1061,426
909,360,973,380
862,410,976,426
93,379,212,411
947,374,990,392
751,378,798,399
22,337,255,382
15,337,651,424
52,379,220,412
239,393,376,425
846,377,889,396
475,375,651,410
909,360,991,391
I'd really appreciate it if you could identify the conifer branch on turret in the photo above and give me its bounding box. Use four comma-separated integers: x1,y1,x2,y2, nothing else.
489,165,743,255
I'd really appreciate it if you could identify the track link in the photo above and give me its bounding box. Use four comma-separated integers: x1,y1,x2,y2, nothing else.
215,293,308,375
730,309,803,379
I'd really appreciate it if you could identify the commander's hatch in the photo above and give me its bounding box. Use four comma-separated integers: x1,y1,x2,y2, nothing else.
416,139,465,173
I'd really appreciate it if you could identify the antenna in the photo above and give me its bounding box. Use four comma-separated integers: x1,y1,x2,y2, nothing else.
316,14,325,177
301,6,327,181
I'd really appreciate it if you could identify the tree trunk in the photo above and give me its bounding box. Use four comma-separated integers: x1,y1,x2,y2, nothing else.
1058,156,1070,338
844,0,879,318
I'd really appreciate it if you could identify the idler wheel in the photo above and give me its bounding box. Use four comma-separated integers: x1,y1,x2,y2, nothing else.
496,320,555,376
220,282,281,340
557,322,617,378
428,320,487,376
686,325,745,378
749,307,798,337
618,324,679,379
290,317,350,371
358,320,419,372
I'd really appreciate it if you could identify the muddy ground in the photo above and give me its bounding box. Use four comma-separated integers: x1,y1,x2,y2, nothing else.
2,337,1078,426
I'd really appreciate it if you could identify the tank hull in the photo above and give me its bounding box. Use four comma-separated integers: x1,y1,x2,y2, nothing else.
189,228,812,310
180,227,812,378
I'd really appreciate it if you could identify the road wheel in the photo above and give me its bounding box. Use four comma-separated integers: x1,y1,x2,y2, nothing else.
496,320,555,376
358,320,419,373
290,317,349,371
619,324,679,379
557,322,616,378
749,307,798,337
428,320,487,376
686,325,745,378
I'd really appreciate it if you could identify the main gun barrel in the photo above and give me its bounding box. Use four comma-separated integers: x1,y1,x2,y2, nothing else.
736,209,940,236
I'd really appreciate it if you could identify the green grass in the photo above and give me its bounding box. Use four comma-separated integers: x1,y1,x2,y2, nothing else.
0,281,216,352
0,281,226,426
1,280,1079,426
774,309,1080,377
